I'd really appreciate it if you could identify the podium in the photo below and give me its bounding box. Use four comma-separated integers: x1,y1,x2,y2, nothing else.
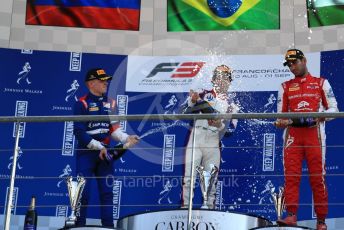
250,226,313,230
60,226,121,230
117,209,272,230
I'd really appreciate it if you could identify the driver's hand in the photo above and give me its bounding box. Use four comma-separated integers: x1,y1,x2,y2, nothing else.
189,90,200,103
99,147,108,160
125,135,140,148
274,119,291,128
208,119,222,128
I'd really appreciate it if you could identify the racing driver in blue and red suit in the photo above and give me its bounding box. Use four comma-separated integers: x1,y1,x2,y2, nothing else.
73,68,139,227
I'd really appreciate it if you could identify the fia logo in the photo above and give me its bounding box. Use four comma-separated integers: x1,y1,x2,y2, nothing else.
65,80,79,102
57,164,72,188
8,147,24,170
164,95,178,114
263,94,276,113
297,100,310,109
17,62,32,85
158,180,173,204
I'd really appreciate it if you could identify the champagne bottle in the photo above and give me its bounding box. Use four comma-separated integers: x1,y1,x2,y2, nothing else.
24,196,37,230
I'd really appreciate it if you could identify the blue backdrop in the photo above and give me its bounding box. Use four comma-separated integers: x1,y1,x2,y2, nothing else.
0,48,343,222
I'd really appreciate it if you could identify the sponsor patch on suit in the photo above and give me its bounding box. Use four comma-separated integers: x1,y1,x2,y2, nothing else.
89,107,99,112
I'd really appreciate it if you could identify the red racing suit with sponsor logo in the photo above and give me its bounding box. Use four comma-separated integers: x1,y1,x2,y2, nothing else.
277,73,338,218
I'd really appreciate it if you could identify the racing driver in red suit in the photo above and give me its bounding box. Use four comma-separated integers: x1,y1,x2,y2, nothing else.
274,49,338,230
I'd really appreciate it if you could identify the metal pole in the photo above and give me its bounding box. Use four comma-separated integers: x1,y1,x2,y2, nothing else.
187,118,197,230
1,112,344,123
4,122,21,230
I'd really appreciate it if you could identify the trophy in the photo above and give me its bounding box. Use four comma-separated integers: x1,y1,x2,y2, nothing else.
196,164,219,209
65,176,86,227
271,186,285,220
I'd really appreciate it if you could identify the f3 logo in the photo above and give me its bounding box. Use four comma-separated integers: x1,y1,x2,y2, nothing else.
146,62,205,78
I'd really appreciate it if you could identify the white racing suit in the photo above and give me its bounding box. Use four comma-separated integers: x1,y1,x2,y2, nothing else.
182,89,238,208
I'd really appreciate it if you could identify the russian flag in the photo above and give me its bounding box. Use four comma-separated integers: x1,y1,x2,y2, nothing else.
26,0,141,30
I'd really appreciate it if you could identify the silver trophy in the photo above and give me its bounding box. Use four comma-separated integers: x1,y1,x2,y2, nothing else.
196,164,219,209
271,186,285,220
65,176,86,227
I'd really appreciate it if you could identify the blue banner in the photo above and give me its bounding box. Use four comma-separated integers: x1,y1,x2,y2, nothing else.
0,48,343,224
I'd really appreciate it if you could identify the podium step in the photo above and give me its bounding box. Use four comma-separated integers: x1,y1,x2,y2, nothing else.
60,226,122,230
117,209,272,230
250,225,314,230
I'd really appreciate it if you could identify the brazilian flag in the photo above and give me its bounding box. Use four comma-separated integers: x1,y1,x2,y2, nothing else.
168,0,280,31
307,0,344,27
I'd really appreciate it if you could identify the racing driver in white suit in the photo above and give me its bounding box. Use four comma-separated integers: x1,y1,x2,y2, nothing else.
181,65,239,209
